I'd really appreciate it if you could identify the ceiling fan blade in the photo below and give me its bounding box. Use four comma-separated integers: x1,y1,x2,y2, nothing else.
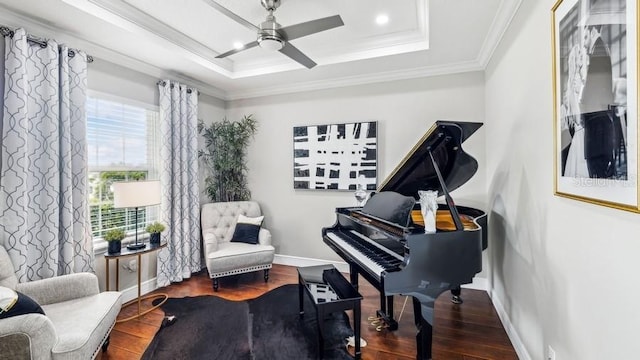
278,15,344,41
279,42,317,69
216,41,259,58
205,0,260,32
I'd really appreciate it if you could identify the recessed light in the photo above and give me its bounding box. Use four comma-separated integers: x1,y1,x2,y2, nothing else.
233,41,244,49
375,14,389,25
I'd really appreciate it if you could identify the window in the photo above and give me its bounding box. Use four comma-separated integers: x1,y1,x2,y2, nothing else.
87,94,161,242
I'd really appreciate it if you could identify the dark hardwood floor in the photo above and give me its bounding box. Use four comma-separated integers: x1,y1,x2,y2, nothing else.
100,264,518,360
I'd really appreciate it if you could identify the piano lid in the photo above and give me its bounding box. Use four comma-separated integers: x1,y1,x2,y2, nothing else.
378,121,483,199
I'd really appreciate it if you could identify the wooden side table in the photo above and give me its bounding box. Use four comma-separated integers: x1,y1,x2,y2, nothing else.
105,242,169,323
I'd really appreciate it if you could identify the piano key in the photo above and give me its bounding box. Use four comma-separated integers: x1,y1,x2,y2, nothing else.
348,230,404,262
326,232,387,277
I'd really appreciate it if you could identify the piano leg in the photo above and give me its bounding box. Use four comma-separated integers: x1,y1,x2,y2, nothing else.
412,297,433,360
386,295,395,324
450,286,463,304
349,264,359,290
379,291,386,315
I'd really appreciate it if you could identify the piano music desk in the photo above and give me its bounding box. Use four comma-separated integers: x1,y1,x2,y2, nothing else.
298,264,363,359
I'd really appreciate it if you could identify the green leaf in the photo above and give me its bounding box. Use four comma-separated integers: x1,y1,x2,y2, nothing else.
198,115,258,202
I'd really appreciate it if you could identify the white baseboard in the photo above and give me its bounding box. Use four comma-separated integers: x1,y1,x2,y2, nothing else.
490,288,530,360
462,276,488,291
118,254,350,302
119,277,159,304
123,254,488,302
121,256,489,299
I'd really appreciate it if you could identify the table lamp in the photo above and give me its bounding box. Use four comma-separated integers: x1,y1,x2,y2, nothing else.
113,180,161,250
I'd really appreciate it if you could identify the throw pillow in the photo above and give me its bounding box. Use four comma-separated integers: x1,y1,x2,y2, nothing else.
230,214,264,245
0,286,45,319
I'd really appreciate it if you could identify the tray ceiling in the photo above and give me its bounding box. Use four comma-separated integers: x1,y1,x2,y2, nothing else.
0,0,521,100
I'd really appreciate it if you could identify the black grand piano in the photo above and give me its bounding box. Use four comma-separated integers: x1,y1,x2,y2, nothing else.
322,121,487,360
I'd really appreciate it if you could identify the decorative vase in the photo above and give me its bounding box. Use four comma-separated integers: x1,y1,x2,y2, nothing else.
354,175,369,206
107,240,121,254
150,233,161,245
418,190,438,234
354,184,368,206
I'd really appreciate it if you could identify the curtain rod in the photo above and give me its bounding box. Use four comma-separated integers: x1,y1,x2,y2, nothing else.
157,80,200,95
0,26,94,63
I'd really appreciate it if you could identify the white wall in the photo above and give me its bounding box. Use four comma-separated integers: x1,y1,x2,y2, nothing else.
88,60,226,295
226,72,488,266
485,0,640,359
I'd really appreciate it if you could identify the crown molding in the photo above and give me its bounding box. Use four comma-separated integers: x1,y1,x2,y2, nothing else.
0,0,521,102
203,0,430,78
225,60,484,100
230,34,431,79
61,0,233,77
476,0,524,67
0,5,228,100
226,0,522,100
61,0,431,80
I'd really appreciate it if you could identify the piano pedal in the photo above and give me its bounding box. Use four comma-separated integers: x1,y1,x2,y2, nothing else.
375,323,389,332
451,295,463,304
368,316,391,332
368,316,383,328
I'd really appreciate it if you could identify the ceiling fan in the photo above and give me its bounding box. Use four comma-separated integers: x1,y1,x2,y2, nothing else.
208,0,344,69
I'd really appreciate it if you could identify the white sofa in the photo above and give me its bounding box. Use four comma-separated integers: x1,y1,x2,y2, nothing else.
0,245,122,360
201,201,275,291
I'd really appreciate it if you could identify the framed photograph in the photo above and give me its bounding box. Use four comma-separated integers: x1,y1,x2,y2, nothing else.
293,121,377,190
552,0,638,211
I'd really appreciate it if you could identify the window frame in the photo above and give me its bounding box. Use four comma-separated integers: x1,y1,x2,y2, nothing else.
86,90,161,253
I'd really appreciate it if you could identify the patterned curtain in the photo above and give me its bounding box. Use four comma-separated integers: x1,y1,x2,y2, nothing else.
0,28,93,282
156,80,200,287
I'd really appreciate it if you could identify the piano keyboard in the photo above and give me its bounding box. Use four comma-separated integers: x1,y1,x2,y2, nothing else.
326,231,403,279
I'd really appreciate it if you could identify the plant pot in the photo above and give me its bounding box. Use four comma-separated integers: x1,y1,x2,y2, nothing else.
107,241,121,254
150,233,161,245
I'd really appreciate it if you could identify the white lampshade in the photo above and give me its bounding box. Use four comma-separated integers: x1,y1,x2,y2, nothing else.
112,180,161,208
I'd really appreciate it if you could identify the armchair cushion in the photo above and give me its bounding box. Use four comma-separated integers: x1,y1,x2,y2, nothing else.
231,214,264,244
0,288,45,319
206,242,275,275
44,291,122,359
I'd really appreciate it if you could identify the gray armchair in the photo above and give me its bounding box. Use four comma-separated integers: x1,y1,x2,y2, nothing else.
201,201,275,291
0,245,122,360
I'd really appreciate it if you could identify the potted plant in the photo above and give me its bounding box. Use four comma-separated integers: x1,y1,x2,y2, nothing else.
146,222,166,245
105,228,126,254
198,115,257,202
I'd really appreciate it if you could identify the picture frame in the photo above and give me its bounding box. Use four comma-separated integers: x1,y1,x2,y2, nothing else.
293,121,377,190
552,0,638,211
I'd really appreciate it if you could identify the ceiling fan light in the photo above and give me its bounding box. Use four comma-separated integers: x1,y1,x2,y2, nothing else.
258,36,284,51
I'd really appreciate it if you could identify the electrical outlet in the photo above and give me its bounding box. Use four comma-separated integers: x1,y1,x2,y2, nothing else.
122,259,138,272
547,345,556,360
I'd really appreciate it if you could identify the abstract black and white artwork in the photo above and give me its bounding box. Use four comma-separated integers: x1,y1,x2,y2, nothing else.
293,122,377,190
